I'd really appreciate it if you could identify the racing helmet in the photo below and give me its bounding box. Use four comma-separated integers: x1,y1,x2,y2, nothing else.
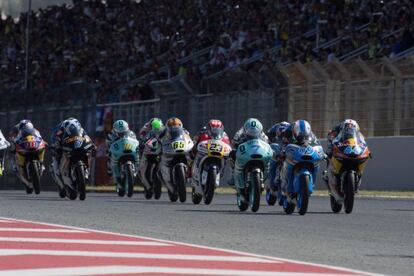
166,117,183,130
207,119,224,139
19,120,34,136
150,118,164,134
292,120,311,144
275,121,290,137
342,119,360,132
243,118,263,138
65,119,82,137
113,120,129,138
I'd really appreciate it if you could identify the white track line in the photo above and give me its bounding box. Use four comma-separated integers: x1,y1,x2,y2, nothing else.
0,228,85,233
0,237,170,246
0,265,353,276
0,220,13,223
0,217,380,276
0,249,278,263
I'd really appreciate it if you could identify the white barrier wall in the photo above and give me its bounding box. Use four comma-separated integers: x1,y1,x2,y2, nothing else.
316,136,414,191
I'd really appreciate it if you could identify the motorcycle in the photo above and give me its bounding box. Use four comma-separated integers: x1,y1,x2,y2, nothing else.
325,128,370,214
0,130,10,176
60,135,94,200
158,128,193,203
234,139,273,212
14,132,46,194
109,136,139,197
266,143,284,206
281,142,325,215
191,139,231,205
139,137,162,200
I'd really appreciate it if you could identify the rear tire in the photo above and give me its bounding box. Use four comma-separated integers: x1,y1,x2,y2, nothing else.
117,188,125,197
203,167,217,205
237,192,248,211
297,175,310,215
344,172,355,214
68,188,77,200
168,190,178,202
266,188,277,206
192,188,202,205
75,165,86,201
125,163,134,198
29,161,41,195
249,170,261,212
58,187,66,198
25,186,33,194
144,187,153,199
284,200,295,214
175,165,187,203
330,195,342,213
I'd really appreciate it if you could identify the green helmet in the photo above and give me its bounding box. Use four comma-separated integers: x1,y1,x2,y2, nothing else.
243,118,263,138
113,120,129,138
150,118,163,132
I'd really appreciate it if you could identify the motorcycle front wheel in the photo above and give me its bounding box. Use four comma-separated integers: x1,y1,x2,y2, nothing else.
174,165,187,203
29,161,41,195
297,174,310,215
344,171,355,214
249,169,262,212
204,167,217,205
75,165,86,201
124,163,134,198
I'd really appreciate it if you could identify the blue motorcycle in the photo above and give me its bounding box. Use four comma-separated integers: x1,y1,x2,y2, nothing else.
234,139,273,212
281,143,325,215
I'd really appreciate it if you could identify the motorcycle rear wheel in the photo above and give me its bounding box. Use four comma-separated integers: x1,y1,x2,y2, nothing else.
152,169,162,200
191,188,202,205
330,195,342,213
266,188,277,206
168,189,178,202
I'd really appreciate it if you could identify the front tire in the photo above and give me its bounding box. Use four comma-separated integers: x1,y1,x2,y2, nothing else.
249,170,261,212
330,195,342,213
75,165,86,201
344,171,355,214
125,163,134,198
297,175,310,215
204,167,217,205
29,161,41,195
175,165,187,203
191,188,202,205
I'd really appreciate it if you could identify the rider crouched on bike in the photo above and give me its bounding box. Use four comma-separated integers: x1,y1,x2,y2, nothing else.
229,118,269,188
9,120,44,172
279,120,320,196
323,119,367,186
266,121,292,203
138,118,164,155
106,120,138,176
158,117,190,143
50,118,90,187
191,119,230,159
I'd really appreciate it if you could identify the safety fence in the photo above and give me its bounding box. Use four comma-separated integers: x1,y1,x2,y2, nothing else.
1,56,413,189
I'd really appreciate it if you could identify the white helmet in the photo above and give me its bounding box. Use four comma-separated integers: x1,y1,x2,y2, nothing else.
292,120,312,144
243,118,263,138
342,119,359,131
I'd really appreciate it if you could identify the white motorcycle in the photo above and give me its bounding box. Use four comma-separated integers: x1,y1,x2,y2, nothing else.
191,139,231,205
139,136,162,200
158,128,193,203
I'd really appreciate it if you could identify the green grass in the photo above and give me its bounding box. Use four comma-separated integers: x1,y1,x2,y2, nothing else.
86,185,414,198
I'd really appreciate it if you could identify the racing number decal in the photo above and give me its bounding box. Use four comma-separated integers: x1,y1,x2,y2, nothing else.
172,141,185,150
209,143,223,153
239,145,246,154
124,143,133,151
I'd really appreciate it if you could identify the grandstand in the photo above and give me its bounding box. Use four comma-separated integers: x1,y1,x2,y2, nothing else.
1,0,413,136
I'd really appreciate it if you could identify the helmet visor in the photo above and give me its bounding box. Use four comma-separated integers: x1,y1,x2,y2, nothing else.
169,127,184,140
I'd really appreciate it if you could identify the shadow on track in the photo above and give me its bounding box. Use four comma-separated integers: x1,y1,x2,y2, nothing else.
175,209,287,215
384,208,414,212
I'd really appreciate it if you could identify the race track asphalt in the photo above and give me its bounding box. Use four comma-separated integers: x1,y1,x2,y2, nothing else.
0,190,413,275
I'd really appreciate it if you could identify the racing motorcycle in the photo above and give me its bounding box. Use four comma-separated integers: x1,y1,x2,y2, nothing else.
109,136,139,197
158,128,193,203
139,137,162,200
325,128,370,214
234,139,273,212
281,142,325,215
60,135,94,200
14,132,46,194
0,130,10,177
191,138,231,205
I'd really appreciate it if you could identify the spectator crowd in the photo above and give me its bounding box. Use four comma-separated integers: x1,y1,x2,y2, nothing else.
1,0,413,103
